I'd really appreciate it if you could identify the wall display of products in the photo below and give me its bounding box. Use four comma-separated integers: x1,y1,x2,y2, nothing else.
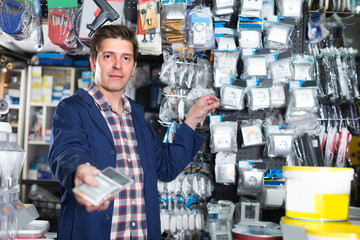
153,0,360,238
0,0,359,236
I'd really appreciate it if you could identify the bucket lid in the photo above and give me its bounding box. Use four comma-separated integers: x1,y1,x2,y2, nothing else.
283,166,354,180
306,224,360,239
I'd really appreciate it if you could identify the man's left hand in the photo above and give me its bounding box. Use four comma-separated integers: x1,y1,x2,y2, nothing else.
185,95,220,130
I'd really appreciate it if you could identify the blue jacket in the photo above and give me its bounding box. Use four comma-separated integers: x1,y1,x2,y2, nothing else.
48,89,205,240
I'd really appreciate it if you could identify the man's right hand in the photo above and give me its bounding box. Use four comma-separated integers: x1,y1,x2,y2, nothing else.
74,164,112,212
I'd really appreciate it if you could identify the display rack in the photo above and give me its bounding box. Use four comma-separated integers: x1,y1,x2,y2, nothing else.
21,66,86,202
0,69,27,147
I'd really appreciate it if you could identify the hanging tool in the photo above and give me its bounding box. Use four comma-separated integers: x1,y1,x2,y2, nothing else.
33,0,44,50
48,10,73,50
1,0,24,35
87,0,119,37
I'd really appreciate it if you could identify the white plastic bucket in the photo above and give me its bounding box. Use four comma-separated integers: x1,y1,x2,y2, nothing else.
306,224,360,239
283,166,354,222
281,216,353,240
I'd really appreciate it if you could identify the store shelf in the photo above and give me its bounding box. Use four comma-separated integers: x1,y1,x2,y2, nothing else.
9,104,20,109
21,65,88,204
21,179,60,186
0,68,27,147
30,102,58,107
28,141,50,145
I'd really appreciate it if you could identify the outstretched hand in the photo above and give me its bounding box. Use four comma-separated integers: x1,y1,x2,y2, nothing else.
185,95,220,130
74,164,112,212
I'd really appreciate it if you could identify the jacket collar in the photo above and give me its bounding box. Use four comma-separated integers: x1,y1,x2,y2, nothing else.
74,88,145,142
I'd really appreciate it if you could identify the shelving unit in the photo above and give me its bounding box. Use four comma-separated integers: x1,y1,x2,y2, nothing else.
0,68,27,147
21,66,87,203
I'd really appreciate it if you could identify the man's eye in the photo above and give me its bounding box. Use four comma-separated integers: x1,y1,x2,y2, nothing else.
104,55,112,59
124,57,130,61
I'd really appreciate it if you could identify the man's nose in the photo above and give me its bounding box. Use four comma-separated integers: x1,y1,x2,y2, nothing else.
113,58,122,69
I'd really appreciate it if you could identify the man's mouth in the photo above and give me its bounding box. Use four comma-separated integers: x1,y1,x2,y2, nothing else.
109,74,123,79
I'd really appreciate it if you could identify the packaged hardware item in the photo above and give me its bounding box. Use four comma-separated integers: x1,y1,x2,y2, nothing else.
73,167,133,206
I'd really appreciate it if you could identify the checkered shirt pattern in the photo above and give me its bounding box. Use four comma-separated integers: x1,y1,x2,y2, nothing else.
88,84,148,239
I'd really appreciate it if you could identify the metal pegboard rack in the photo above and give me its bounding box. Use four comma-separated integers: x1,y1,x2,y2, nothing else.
284,17,307,54
212,6,308,202
217,108,287,169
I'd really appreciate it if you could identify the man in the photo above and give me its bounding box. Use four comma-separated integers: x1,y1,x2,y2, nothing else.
48,24,219,240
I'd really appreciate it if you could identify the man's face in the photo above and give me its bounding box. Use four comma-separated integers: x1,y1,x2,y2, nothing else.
89,38,137,95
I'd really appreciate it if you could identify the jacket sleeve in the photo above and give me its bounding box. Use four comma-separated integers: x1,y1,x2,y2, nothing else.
151,122,206,182
48,99,97,191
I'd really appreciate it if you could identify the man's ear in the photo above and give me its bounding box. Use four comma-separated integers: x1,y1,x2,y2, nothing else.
89,56,96,72
132,61,137,76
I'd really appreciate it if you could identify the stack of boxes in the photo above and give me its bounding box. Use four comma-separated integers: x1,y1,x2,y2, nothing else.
30,67,71,104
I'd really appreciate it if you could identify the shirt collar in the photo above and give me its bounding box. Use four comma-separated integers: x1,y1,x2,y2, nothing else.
88,82,132,114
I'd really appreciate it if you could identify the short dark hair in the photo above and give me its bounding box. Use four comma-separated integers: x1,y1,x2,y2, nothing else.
90,25,139,62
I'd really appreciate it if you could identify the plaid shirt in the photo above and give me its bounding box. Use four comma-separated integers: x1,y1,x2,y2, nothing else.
88,83,147,239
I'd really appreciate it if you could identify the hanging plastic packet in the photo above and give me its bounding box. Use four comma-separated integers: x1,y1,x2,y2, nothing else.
213,0,235,16
324,125,339,167
187,6,215,51
264,125,296,157
238,29,263,49
277,0,304,20
292,54,315,81
78,0,131,44
196,58,214,89
137,0,162,56
267,132,295,157
336,127,351,167
215,152,236,184
346,48,360,99
207,200,235,240
242,55,268,78
240,0,263,17
161,1,187,43
335,48,351,101
159,55,176,86
318,49,339,100
247,87,272,111
33,0,44,51
163,122,180,144
270,84,287,108
197,175,209,198
220,84,246,110
240,119,265,147
291,132,324,166
338,48,356,101
269,56,293,81
289,87,318,112
213,50,240,88
1,0,32,40
285,82,320,128
48,7,84,53
264,21,294,50
159,95,180,123
237,16,263,49
237,162,267,196
159,87,189,124
239,198,261,221
210,115,238,153
216,36,237,51
261,0,275,18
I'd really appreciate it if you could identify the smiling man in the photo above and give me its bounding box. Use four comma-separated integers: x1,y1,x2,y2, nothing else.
48,25,219,240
